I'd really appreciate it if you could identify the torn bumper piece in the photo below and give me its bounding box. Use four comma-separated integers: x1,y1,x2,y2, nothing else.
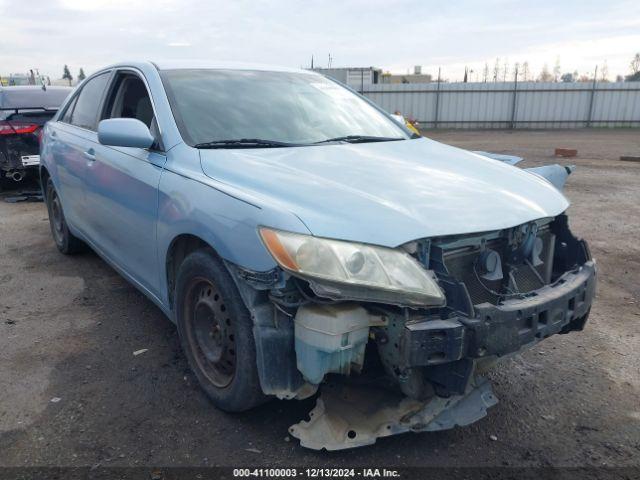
289,376,497,450
400,260,595,396
406,260,597,368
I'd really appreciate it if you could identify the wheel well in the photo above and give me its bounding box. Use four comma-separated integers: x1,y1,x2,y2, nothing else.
166,234,217,309
40,166,50,187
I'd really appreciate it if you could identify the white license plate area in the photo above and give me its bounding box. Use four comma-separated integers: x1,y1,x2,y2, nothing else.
21,155,40,167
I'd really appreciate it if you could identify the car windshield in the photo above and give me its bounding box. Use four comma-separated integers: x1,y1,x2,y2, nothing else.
160,69,410,147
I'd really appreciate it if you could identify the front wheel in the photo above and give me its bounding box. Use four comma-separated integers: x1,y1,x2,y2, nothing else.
175,249,266,412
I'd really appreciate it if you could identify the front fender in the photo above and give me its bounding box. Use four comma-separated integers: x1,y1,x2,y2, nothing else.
525,164,575,191
156,147,310,308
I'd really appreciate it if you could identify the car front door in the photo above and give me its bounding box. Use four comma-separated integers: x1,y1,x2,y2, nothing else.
50,72,110,232
84,70,167,298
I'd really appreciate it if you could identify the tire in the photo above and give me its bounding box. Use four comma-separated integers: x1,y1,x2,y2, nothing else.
44,178,85,254
175,249,266,412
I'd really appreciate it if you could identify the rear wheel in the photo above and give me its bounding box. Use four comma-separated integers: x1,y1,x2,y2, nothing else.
175,249,266,412
45,178,85,254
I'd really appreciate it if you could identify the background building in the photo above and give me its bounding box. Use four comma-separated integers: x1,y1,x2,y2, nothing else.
381,66,433,84
310,67,382,91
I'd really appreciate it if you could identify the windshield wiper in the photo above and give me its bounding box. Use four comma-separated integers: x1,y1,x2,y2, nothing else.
194,138,304,149
313,135,405,145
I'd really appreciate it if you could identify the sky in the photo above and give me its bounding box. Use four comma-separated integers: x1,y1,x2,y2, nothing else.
1,0,639,82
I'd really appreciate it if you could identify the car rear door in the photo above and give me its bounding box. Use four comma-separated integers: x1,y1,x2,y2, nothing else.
49,72,111,232
84,70,166,298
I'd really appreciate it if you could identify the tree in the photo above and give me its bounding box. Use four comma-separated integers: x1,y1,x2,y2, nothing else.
538,64,553,82
626,53,640,81
482,62,489,82
492,57,500,82
600,61,609,82
631,53,640,74
502,59,509,82
561,72,575,83
62,65,73,86
521,61,530,81
553,57,561,82
78,68,86,82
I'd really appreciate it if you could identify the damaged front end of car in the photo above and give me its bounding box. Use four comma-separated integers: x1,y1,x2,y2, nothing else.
225,211,595,450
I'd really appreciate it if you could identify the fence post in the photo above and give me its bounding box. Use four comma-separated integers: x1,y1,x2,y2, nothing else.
434,67,441,129
586,65,598,128
510,67,518,130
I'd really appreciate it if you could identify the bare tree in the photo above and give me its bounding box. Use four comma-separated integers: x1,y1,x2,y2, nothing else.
631,53,640,74
625,53,640,81
521,61,530,81
600,61,609,82
502,59,509,82
538,64,553,82
553,57,561,82
514,62,520,81
493,57,500,82
482,62,489,82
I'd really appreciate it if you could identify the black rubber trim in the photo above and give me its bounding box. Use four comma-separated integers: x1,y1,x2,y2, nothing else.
403,260,596,366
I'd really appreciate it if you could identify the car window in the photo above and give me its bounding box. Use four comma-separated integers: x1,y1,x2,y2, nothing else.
105,75,153,127
60,95,78,124
69,73,109,130
104,73,159,141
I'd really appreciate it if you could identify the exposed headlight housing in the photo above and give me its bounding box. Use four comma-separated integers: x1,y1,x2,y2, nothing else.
259,228,445,307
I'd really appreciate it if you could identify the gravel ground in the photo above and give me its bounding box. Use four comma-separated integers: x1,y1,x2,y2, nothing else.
0,129,639,470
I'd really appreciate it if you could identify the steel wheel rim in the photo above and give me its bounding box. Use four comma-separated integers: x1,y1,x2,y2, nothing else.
184,277,236,388
50,190,65,245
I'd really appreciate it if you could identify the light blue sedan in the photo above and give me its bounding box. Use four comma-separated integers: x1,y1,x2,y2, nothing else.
40,61,595,450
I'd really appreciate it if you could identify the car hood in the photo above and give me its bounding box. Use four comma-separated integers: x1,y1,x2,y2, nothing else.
199,137,569,247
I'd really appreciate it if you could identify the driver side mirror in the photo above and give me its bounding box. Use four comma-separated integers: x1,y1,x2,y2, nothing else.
98,118,155,149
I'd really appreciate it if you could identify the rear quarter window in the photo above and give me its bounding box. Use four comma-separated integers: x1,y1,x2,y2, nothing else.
60,95,78,124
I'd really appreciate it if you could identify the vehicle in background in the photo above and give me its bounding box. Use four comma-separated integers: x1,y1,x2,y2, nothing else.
40,61,595,450
391,111,421,135
0,71,52,87
0,86,72,189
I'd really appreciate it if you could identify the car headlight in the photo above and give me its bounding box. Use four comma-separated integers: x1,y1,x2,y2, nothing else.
259,228,445,306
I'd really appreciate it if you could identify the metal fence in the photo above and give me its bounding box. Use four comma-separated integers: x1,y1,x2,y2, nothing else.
361,81,640,129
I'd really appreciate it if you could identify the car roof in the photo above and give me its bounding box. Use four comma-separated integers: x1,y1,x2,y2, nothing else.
0,86,73,109
103,60,316,75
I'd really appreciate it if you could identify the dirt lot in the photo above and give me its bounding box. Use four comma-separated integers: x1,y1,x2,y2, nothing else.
0,130,639,470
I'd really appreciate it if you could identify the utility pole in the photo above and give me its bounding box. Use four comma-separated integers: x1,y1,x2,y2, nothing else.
434,67,441,128
587,65,598,127
510,66,519,130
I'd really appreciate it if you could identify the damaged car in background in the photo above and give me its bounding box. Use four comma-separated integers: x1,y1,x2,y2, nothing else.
40,61,596,450
0,85,71,190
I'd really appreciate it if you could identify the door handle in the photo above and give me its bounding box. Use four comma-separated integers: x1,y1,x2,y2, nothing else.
84,148,96,161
